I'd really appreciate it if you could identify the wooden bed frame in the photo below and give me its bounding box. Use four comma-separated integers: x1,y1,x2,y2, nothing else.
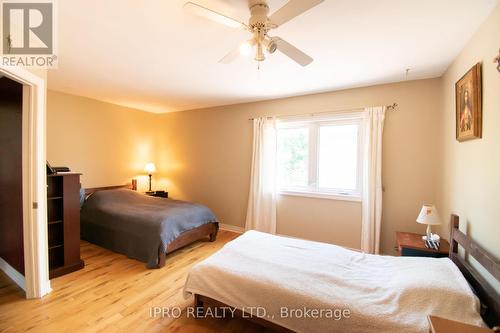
85,179,138,195
193,214,500,330
84,179,219,268
448,214,499,328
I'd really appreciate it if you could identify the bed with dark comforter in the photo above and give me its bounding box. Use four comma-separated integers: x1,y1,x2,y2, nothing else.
81,189,218,268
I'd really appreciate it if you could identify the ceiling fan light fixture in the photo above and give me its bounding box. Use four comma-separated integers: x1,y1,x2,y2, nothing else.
262,37,277,54
239,41,253,56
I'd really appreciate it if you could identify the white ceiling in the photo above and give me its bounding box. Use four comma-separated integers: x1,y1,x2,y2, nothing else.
48,0,499,113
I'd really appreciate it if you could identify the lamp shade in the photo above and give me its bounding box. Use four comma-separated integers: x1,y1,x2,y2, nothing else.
416,204,441,225
144,163,156,174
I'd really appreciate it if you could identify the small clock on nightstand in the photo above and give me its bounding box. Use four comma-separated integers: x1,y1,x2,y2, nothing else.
145,190,168,198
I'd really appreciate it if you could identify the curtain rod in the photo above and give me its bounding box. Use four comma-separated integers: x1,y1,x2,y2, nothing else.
248,103,398,121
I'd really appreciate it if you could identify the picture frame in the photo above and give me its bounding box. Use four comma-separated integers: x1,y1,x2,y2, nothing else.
455,63,482,142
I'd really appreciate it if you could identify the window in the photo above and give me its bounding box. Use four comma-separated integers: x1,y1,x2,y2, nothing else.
277,126,309,187
277,114,363,200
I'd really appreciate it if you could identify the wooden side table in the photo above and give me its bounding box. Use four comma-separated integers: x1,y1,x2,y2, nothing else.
428,315,495,333
396,232,450,258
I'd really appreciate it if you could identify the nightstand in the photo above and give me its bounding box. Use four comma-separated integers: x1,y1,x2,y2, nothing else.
145,190,168,198
428,315,495,333
396,232,449,258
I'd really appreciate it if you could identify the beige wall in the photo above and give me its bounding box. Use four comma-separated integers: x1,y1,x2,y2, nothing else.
277,196,361,248
437,4,500,291
46,90,159,192
156,79,442,252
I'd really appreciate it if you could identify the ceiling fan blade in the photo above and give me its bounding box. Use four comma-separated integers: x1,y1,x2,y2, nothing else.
269,0,324,27
184,2,247,29
219,47,241,64
274,37,313,66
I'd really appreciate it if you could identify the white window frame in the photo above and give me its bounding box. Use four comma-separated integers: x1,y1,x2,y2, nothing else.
277,112,364,202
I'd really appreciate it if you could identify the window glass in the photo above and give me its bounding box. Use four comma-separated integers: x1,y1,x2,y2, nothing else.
277,127,309,188
318,124,359,191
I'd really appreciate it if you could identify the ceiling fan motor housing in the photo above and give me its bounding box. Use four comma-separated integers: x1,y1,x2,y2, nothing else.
248,1,270,30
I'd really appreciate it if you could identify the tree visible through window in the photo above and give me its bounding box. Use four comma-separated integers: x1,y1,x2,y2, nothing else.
277,115,363,198
277,127,308,187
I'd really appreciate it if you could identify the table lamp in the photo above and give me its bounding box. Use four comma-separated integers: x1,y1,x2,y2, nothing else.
416,204,441,241
144,162,156,192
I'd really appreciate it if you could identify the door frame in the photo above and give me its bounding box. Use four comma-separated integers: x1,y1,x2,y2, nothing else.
0,65,51,298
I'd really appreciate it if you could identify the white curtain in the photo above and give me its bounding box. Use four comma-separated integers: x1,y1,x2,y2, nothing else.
361,106,386,254
245,117,278,234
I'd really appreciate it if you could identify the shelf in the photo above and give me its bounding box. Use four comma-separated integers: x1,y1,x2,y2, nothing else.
46,172,85,278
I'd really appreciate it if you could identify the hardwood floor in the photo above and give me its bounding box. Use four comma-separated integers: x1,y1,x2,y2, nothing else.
0,230,273,333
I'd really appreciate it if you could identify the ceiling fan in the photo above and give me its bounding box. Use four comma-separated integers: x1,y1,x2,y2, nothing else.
184,0,324,66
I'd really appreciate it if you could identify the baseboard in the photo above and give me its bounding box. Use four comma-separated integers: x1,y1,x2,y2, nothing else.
219,223,244,234
0,257,26,291
218,225,297,237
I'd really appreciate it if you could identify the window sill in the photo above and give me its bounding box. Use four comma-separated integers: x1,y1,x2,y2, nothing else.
278,190,362,202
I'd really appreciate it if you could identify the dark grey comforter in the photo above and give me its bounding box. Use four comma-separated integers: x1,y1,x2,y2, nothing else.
80,189,218,268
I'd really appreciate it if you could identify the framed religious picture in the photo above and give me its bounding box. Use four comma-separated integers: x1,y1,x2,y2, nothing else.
455,63,482,142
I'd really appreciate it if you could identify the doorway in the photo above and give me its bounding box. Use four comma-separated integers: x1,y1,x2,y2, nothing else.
0,66,50,299
0,77,24,276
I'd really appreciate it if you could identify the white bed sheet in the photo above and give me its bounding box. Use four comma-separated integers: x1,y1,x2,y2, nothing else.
184,231,484,333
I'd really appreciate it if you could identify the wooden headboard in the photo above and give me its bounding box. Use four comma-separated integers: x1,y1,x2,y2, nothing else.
449,214,500,327
85,179,137,196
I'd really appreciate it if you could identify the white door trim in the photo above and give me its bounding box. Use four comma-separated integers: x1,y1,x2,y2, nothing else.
0,65,51,298
0,257,26,290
